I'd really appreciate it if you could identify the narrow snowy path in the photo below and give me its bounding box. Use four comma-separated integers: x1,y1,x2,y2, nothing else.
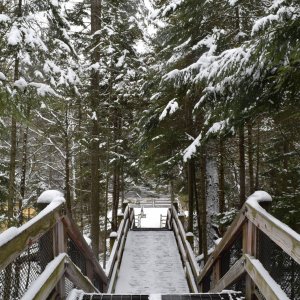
114,230,189,294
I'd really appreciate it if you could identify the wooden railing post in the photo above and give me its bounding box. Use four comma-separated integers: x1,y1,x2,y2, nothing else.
212,258,221,289
122,200,128,213
54,218,67,298
110,232,118,252
36,202,55,271
173,201,179,213
186,232,194,250
243,219,257,300
179,212,185,229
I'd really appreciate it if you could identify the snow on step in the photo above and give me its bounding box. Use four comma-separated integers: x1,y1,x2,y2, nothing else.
114,231,189,294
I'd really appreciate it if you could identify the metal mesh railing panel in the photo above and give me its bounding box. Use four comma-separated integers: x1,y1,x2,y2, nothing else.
201,270,212,292
258,230,300,299
226,274,246,296
67,237,87,276
65,276,76,297
220,231,243,277
0,230,53,300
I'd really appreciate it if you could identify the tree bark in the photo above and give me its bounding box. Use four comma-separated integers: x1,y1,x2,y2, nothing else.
187,159,195,233
200,148,208,262
65,103,72,215
90,0,101,257
194,168,202,255
19,106,30,225
219,138,225,214
103,137,110,269
239,123,246,208
248,122,254,194
255,121,260,190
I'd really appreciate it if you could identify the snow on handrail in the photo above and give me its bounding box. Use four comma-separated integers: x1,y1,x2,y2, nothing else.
171,205,200,292
0,197,64,270
21,253,99,300
198,190,300,299
106,204,132,280
245,191,300,264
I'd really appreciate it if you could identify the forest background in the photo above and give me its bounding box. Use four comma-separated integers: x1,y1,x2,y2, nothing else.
0,0,299,261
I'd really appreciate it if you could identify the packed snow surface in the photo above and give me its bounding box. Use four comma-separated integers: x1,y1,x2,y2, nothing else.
134,207,169,228
114,230,189,294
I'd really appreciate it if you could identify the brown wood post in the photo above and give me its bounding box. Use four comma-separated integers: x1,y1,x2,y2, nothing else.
212,259,221,289
110,232,118,251
179,212,185,229
86,260,95,287
173,201,179,213
117,213,124,225
122,201,128,213
244,220,257,300
37,203,54,271
186,232,194,250
54,219,67,298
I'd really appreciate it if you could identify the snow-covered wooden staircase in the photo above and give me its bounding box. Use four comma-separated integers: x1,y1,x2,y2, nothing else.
0,191,299,299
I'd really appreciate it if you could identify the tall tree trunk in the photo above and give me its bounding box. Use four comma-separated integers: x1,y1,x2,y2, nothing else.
206,141,219,247
19,106,30,225
90,0,102,257
103,137,110,269
187,159,195,233
65,104,72,214
200,148,208,262
194,169,202,255
248,122,254,194
219,138,225,214
5,2,22,299
239,123,246,208
77,97,84,232
112,164,120,231
255,121,260,190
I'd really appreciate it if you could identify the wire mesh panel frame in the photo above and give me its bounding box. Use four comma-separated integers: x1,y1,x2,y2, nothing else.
257,229,300,300
220,231,243,278
0,229,54,300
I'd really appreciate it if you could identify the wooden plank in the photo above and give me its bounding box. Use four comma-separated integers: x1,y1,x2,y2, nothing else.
65,257,99,293
198,208,246,284
244,221,256,299
107,221,129,293
172,219,187,263
172,206,200,279
107,211,131,285
21,253,66,300
0,202,63,270
186,261,198,293
246,202,300,264
210,256,245,292
54,220,66,298
62,216,108,287
186,238,201,278
244,254,289,300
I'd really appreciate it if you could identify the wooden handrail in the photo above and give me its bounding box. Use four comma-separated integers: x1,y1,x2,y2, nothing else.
170,205,201,292
0,200,64,270
245,198,300,264
0,194,108,297
21,253,99,300
62,215,108,286
198,191,300,299
197,207,247,283
106,204,133,292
